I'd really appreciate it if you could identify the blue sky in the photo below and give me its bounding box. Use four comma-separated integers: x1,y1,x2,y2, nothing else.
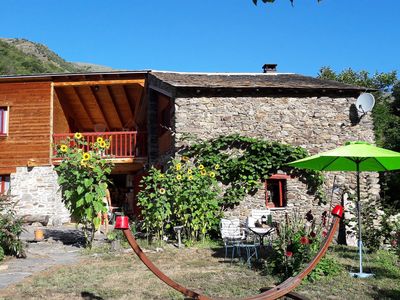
1,0,399,76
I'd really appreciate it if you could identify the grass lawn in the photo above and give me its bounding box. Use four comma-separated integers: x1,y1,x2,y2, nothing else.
0,242,399,300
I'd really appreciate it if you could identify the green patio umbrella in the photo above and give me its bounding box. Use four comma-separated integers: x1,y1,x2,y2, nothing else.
287,141,400,278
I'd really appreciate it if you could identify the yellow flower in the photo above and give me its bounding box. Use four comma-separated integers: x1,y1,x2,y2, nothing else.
99,141,106,148
198,164,204,170
182,156,189,161
96,137,104,143
214,164,220,170
60,144,68,152
80,159,87,167
159,188,166,194
74,132,83,139
159,174,165,178
175,163,182,171
188,175,193,180
209,171,216,178
82,152,91,161
176,174,182,180
187,169,193,175
200,170,207,176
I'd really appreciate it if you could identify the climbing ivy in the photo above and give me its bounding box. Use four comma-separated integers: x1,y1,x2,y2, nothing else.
180,134,325,209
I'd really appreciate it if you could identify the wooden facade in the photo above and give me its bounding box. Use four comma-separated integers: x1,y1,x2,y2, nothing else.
0,81,52,174
0,72,150,176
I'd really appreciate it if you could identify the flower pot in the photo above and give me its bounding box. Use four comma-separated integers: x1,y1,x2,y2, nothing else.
34,229,44,241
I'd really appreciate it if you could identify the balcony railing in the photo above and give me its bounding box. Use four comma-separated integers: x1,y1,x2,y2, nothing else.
52,131,147,159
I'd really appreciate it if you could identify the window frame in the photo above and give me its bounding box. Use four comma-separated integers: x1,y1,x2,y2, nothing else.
265,174,289,208
0,106,9,136
0,175,10,195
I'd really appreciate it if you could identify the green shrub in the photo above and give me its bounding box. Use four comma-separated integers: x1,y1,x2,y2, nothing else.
0,194,25,258
54,133,114,248
138,157,221,243
306,256,343,282
269,210,330,281
0,246,4,261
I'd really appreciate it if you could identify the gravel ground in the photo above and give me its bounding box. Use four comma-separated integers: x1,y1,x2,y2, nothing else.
0,224,95,289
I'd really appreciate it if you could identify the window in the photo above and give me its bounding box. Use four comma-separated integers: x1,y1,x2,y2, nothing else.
0,107,9,135
265,175,288,208
0,175,10,194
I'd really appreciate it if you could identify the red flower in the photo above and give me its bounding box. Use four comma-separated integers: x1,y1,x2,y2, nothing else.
300,236,309,245
322,230,328,237
285,251,293,257
310,231,316,238
391,239,398,248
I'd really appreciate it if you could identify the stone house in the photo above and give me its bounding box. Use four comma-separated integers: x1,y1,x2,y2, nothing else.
0,69,379,233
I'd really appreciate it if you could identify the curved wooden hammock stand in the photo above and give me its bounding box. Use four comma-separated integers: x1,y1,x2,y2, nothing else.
116,205,344,300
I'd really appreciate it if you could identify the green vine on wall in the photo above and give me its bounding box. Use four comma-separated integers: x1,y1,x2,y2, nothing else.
180,134,325,208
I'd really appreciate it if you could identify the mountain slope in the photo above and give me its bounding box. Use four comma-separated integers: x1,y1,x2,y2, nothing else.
0,38,113,75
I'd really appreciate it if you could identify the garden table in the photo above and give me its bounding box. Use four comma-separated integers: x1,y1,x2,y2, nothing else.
248,226,274,246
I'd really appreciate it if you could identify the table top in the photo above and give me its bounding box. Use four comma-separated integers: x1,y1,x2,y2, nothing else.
248,226,273,234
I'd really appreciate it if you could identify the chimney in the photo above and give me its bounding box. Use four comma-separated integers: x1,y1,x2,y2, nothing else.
262,64,277,73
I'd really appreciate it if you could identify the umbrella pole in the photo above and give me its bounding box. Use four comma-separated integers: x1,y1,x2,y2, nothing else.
356,168,363,275
352,163,374,278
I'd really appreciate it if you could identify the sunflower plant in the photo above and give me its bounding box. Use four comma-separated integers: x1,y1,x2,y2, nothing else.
54,133,114,248
137,157,221,243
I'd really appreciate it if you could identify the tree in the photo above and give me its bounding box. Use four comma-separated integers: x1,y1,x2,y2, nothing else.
318,67,400,210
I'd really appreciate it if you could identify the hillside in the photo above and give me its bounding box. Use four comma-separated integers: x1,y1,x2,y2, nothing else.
0,38,113,75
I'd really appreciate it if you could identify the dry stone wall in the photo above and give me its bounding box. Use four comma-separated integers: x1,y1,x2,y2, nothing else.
11,166,70,226
173,95,380,244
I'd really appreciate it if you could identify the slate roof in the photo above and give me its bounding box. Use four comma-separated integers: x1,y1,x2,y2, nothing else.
149,71,366,91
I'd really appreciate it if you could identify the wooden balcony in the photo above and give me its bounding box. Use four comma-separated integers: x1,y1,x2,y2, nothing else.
52,131,147,163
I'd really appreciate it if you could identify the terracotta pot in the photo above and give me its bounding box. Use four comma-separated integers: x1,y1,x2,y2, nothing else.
34,229,44,241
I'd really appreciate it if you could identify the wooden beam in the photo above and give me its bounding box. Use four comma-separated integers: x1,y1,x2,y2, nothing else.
49,83,54,165
53,79,145,87
71,86,95,129
134,87,146,127
88,86,111,130
54,88,85,131
104,86,123,129
121,85,138,129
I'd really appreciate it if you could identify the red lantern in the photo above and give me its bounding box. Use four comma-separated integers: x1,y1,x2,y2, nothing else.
331,205,344,218
114,216,129,230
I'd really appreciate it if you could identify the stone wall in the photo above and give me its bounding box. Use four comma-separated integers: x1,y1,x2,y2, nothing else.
173,95,380,243
11,166,70,226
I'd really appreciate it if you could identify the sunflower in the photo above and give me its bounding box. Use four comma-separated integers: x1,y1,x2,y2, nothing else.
182,156,189,161
80,159,87,167
74,132,83,139
176,174,182,180
187,169,193,175
96,137,104,143
175,163,182,171
214,164,220,170
60,144,68,152
159,188,166,194
99,141,106,148
188,175,193,180
198,164,204,170
82,152,91,161
209,171,216,178
200,170,207,176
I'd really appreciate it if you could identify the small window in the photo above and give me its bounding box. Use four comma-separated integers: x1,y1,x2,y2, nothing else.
0,175,10,194
265,175,288,208
0,107,9,136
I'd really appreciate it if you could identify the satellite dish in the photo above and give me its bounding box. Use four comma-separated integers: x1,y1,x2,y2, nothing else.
356,93,375,113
